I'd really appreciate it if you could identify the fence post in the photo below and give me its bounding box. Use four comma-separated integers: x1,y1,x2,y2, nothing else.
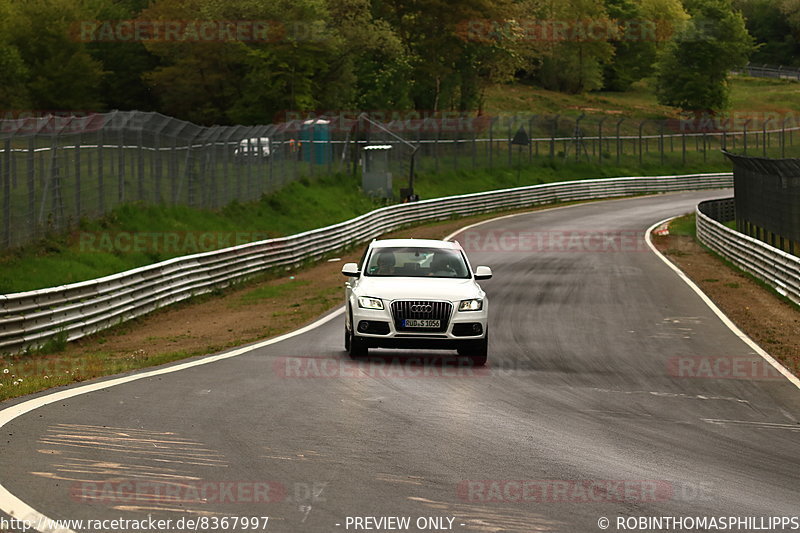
118,127,125,203
550,115,559,159
721,118,728,152
98,128,105,213
75,131,82,219
781,116,787,158
137,128,145,202
154,127,163,204
575,114,585,162
2,139,10,248
528,116,535,163
27,138,35,239
455,116,460,171
638,120,646,166
472,124,477,169
434,120,440,173
743,119,750,155
615,118,624,165
488,117,494,169
598,116,607,164
508,122,513,167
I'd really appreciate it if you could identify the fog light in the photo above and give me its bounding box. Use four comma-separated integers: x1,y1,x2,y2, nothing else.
358,321,370,332
473,323,482,333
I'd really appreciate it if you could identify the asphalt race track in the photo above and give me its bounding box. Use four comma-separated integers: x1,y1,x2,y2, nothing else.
1,190,798,533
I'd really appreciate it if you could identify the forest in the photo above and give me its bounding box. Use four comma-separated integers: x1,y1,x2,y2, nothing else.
0,0,797,125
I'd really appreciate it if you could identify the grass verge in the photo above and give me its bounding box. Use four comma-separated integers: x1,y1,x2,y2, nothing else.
0,158,732,294
0,204,564,402
653,214,800,377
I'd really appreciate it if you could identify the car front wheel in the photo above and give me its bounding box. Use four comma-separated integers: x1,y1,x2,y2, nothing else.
346,310,368,359
458,334,488,366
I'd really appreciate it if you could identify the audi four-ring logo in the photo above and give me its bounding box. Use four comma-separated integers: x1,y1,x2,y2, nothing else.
411,304,433,313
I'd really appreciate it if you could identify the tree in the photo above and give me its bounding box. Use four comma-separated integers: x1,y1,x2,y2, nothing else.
735,0,800,66
5,0,105,111
602,0,688,91
655,0,754,113
521,0,614,94
83,0,161,111
0,2,30,110
140,0,406,124
373,0,528,110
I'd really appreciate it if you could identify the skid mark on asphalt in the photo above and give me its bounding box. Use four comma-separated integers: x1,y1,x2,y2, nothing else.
407,496,561,532
30,423,230,515
588,388,750,404
651,316,705,339
261,448,330,462
376,473,425,486
702,419,800,432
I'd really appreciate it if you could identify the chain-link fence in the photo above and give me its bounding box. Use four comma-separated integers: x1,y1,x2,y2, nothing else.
725,151,800,256
2,110,799,250
733,63,800,81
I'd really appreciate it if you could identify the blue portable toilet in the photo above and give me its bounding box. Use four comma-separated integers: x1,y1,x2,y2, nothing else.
300,119,331,164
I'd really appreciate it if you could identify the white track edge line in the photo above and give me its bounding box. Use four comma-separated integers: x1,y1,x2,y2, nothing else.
645,217,800,391
0,192,748,531
0,200,594,532
0,308,344,532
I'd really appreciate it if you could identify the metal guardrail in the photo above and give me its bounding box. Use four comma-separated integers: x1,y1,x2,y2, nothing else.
697,198,800,306
0,173,733,354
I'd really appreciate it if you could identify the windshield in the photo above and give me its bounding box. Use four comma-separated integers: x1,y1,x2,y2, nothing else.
364,247,470,278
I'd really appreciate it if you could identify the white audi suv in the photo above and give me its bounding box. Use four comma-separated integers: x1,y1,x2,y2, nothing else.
341,238,492,365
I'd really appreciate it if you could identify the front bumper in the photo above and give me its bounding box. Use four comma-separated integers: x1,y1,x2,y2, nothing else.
350,300,488,349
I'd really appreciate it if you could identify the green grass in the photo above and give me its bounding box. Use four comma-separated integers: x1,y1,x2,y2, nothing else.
0,173,380,293
7,75,798,294
0,155,734,294
231,279,311,308
483,76,800,119
0,348,201,401
667,214,697,237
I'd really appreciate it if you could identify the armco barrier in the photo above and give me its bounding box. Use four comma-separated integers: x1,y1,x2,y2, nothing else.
0,173,732,354
697,198,800,306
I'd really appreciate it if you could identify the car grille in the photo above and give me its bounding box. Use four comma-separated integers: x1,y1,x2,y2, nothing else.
391,300,453,333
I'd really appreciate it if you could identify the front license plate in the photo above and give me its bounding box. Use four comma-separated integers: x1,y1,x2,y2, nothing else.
402,319,441,328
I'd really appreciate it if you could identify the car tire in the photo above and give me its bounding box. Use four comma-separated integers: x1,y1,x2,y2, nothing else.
458,334,488,366
346,309,368,359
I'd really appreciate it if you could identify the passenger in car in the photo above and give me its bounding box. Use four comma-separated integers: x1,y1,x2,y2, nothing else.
375,252,396,275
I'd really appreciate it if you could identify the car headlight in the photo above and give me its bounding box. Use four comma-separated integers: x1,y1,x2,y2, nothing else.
358,296,384,310
459,299,483,311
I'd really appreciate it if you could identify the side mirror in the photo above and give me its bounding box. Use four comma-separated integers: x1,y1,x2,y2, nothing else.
474,266,492,280
342,262,361,277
